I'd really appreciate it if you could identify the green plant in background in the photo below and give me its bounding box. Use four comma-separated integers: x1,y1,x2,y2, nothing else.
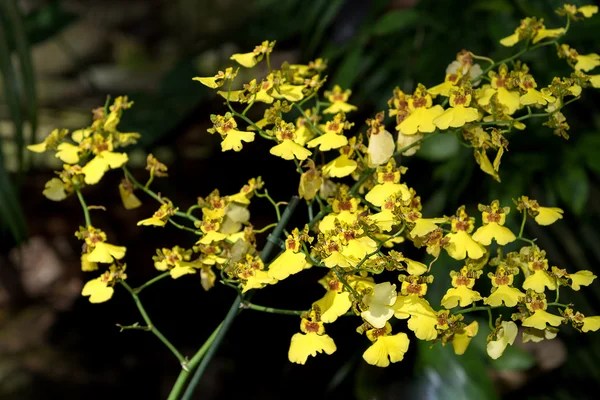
0,0,36,245
26,4,600,399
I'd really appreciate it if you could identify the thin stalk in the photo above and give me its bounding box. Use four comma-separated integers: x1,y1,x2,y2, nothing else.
171,197,301,399
134,271,171,294
119,280,185,365
75,187,91,227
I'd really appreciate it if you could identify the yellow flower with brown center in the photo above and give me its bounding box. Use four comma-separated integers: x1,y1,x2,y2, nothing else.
81,264,127,304
392,275,438,341
433,87,480,129
499,17,564,47
428,71,463,97
398,85,444,135
322,138,359,178
445,206,485,260
313,275,352,323
268,120,312,161
208,114,255,152
472,201,516,246
522,249,556,293
572,311,600,333
521,291,563,330
441,266,482,308
75,226,127,265
192,67,237,88
288,313,336,365
319,188,361,232
365,160,411,207
477,65,521,115
484,265,525,307
307,113,351,151
362,323,410,367
230,40,274,68
153,246,197,279
138,202,178,228
267,230,310,281
323,85,357,114
518,73,555,106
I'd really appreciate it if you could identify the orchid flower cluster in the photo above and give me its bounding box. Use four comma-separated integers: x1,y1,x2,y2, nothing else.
28,4,600,397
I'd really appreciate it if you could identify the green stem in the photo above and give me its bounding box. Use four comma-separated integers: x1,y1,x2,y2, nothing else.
293,102,323,136
180,295,242,400
166,322,222,400
478,40,557,78
168,219,201,234
186,204,200,216
144,172,154,190
454,305,496,315
547,301,570,308
119,280,186,365
123,165,199,223
242,302,306,315
518,210,527,238
517,236,536,245
172,197,301,400
487,307,494,331
75,187,91,227
254,222,278,234
134,271,171,294
255,189,282,221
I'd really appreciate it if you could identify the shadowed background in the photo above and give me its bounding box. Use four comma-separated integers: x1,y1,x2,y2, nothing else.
1,0,600,399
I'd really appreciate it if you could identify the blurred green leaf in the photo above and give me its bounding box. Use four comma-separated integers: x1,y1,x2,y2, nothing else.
555,163,589,215
469,321,536,371
371,10,419,36
576,133,600,174
417,133,460,162
332,42,364,90
23,0,77,45
413,340,498,400
0,151,27,244
305,0,344,58
469,0,514,13
4,0,38,149
0,10,25,174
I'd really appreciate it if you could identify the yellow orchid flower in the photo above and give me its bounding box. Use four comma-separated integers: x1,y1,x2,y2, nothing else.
398,85,444,135
569,270,597,291
433,88,480,129
362,323,410,367
452,321,479,355
487,321,518,359
365,161,411,207
522,249,556,293
288,315,336,365
484,265,525,307
445,206,485,260
361,282,397,329
81,151,128,185
472,201,516,246
522,292,563,330
441,267,482,308
267,232,309,280
323,85,357,114
313,275,352,323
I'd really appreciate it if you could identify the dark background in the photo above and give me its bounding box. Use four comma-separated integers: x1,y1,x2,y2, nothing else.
2,0,600,399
